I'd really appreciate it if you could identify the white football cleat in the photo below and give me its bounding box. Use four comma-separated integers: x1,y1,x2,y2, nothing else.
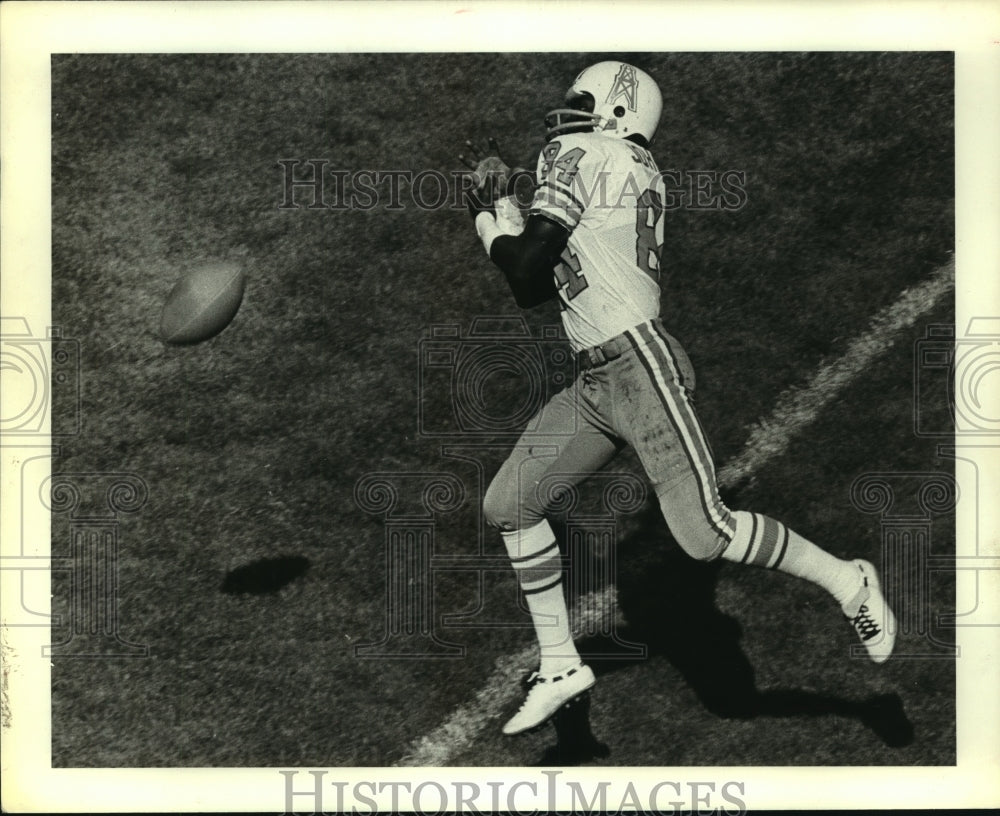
502,662,596,736
843,559,896,663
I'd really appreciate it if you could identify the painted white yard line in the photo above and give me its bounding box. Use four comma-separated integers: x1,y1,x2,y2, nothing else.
397,259,954,767
717,257,955,487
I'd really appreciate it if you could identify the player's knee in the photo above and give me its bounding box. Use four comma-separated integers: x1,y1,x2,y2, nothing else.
484,473,546,532
657,498,729,561
482,478,513,530
654,473,733,562
672,526,728,562
483,475,525,531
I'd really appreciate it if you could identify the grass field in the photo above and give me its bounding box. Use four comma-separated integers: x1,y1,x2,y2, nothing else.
50,52,955,767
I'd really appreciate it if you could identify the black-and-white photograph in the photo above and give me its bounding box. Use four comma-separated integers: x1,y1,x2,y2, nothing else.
2,2,998,813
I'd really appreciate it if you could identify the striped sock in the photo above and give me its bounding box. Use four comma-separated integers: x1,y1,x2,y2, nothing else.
721,510,859,607
501,519,579,675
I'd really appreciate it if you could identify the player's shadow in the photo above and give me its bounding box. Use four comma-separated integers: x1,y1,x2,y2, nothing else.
532,691,610,767
533,504,913,765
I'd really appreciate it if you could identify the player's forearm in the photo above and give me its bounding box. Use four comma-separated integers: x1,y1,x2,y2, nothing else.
474,212,564,308
488,233,559,308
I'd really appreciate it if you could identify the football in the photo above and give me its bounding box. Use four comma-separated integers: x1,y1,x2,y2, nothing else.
159,261,246,345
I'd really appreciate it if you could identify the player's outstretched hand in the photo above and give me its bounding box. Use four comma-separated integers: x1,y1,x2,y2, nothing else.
460,137,508,221
459,137,513,188
459,137,535,218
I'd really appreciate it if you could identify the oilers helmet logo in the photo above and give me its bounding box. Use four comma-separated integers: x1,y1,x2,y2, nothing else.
605,63,639,112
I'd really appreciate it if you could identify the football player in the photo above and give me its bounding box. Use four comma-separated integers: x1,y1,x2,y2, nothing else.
463,61,896,736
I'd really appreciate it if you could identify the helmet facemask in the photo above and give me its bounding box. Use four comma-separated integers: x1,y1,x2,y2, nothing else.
544,91,601,141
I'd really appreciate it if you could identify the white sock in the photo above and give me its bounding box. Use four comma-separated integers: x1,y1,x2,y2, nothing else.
501,520,580,675
722,511,861,608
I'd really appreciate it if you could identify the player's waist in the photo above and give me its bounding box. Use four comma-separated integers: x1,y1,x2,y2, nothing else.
577,319,666,371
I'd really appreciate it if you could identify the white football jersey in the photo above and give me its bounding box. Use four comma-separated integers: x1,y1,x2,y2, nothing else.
530,131,665,351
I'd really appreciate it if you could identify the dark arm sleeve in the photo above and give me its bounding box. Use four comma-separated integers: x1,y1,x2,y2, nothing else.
488,214,570,309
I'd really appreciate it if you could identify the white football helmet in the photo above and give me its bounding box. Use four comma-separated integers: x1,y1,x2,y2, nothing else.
545,61,663,143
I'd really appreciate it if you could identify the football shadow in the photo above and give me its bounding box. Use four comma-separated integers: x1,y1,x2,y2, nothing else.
220,555,311,595
532,502,914,765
